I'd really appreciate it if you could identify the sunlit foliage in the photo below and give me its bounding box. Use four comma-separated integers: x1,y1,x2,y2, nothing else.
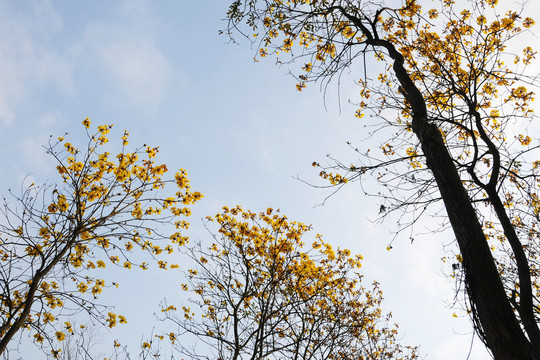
225,0,540,357
0,119,202,358
160,206,418,360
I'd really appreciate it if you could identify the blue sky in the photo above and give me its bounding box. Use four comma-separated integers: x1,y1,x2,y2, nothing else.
2,0,538,358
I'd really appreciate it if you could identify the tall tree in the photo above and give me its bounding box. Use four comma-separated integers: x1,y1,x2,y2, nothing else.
160,206,418,360
225,0,539,358
0,119,202,358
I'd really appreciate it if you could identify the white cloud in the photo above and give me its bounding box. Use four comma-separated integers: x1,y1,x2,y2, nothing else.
20,134,55,175
30,0,63,39
99,40,171,108
0,60,20,124
76,0,172,112
0,0,72,126
116,0,149,17
0,0,172,126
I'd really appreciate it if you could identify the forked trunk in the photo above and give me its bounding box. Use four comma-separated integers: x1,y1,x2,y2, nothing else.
412,118,539,360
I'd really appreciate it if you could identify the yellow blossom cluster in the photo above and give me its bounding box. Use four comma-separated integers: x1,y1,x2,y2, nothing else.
0,118,202,357
165,206,416,359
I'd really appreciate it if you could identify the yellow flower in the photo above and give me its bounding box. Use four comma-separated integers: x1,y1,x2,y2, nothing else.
34,333,44,343
97,124,112,134
57,194,69,212
523,17,535,28
146,146,158,158
64,322,73,334
518,134,532,146
43,313,55,323
107,312,117,328
77,282,88,293
55,331,66,341
122,130,129,145
39,227,50,239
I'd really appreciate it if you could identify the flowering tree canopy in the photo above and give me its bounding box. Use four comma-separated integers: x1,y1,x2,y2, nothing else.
161,206,418,360
0,119,202,358
225,0,540,358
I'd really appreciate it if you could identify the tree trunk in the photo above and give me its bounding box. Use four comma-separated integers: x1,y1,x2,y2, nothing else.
330,8,538,358
369,31,539,359
412,118,538,360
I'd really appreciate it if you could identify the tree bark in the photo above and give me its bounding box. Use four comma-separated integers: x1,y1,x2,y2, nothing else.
346,18,540,355
412,119,538,360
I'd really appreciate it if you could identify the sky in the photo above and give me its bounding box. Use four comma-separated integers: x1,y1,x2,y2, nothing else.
1,0,538,359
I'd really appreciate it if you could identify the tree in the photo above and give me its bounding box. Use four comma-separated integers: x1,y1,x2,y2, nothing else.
225,0,539,358
160,205,418,360
0,119,202,358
